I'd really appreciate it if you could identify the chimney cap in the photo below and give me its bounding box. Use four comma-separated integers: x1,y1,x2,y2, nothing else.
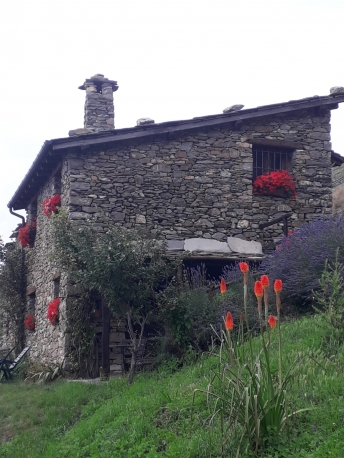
78,74,119,92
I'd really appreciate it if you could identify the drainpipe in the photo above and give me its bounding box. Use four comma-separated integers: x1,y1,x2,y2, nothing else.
8,207,26,350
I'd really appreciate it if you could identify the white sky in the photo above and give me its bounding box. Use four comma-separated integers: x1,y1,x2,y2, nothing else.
1,0,344,242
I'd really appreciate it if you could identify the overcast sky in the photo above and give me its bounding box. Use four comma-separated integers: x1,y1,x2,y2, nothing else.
1,0,343,241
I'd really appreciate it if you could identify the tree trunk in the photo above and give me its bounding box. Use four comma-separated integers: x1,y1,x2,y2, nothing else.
101,295,110,378
126,308,147,385
128,348,137,385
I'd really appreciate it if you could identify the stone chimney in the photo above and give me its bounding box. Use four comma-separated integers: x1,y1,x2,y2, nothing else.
78,74,119,133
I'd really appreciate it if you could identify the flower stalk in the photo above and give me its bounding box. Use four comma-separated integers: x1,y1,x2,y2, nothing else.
274,279,283,388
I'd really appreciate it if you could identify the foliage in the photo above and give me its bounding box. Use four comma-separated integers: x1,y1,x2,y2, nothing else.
159,265,222,355
0,239,25,350
25,361,64,383
312,251,344,347
51,210,180,383
18,220,36,248
192,274,307,456
42,194,61,218
1,316,344,457
253,170,296,198
46,298,60,326
259,214,344,298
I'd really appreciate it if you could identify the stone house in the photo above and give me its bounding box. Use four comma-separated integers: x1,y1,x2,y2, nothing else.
6,74,344,375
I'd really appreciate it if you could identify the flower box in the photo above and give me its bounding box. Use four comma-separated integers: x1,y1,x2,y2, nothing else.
253,170,296,198
18,220,36,248
47,298,60,326
42,194,61,218
24,314,35,331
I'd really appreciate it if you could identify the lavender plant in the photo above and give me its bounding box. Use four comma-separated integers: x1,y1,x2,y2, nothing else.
260,215,344,297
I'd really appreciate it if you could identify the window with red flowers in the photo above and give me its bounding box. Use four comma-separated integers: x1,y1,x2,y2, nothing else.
252,144,293,180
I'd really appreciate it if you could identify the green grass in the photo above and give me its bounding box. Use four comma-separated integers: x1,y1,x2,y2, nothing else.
1,315,344,457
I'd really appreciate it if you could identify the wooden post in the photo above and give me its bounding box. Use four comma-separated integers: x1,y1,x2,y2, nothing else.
101,295,110,378
283,216,288,237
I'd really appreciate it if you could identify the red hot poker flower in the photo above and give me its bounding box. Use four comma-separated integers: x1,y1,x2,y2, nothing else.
220,278,227,294
239,262,249,273
274,279,283,293
268,315,277,329
261,275,269,289
225,312,234,331
254,281,263,299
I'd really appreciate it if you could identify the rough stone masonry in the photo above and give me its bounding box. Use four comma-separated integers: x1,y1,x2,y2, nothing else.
66,109,332,246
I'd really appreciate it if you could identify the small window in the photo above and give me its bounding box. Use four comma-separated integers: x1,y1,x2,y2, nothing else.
252,144,293,180
28,292,36,315
54,277,60,298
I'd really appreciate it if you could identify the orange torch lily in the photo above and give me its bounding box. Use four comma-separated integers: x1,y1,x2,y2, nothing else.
220,278,227,294
225,312,234,331
274,279,283,293
239,262,249,273
261,275,270,322
254,281,263,299
268,315,277,329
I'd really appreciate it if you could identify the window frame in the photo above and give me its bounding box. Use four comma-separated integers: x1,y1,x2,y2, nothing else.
252,143,294,181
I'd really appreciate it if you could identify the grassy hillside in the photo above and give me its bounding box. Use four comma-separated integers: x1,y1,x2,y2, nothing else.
1,315,344,457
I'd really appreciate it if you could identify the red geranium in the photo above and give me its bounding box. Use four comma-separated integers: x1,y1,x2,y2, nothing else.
253,170,296,198
47,298,60,325
24,314,35,331
18,220,36,248
42,194,61,218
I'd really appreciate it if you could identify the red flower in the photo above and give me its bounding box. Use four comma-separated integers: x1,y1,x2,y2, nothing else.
24,314,35,331
261,275,269,289
220,278,227,294
239,262,249,273
225,312,234,331
42,194,61,218
254,281,263,299
253,170,296,198
18,220,36,248
47,298,60,326
268,315,277,329
274,280,283,293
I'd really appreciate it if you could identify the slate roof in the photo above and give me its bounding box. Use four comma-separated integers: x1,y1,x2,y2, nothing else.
8,92,344,211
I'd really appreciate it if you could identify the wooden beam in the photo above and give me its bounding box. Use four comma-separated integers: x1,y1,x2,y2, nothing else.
248,137,303,150
259,213,293,229
101,295,110,378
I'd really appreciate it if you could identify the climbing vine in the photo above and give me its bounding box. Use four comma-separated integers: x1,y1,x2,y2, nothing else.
0,238,26,351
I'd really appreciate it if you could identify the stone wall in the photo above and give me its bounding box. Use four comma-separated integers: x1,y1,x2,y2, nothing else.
66,109,332,245
332,164,344,214
24,164,69,365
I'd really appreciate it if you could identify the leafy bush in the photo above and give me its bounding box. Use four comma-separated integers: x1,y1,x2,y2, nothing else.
51,211,180,383
259,215,344,298
312,251,344,350
160,265,220,355
0,239,26,350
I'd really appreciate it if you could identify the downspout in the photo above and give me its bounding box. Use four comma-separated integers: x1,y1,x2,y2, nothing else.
8,207,26,350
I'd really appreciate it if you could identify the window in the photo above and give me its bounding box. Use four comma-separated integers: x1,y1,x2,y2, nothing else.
54,277,60,298
252,144,293,180
28,292,36,315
